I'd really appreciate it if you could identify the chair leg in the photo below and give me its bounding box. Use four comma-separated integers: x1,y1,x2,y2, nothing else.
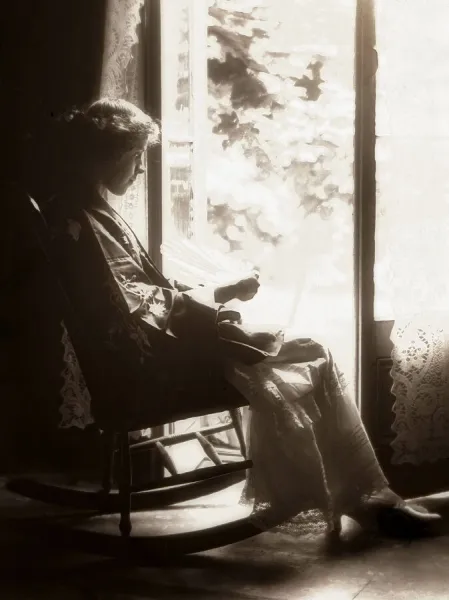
97,431,116,511
229,408,247,459
101,431,116,494
118,432,132,537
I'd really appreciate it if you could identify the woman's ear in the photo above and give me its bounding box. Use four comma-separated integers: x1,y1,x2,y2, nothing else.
95,155,115,183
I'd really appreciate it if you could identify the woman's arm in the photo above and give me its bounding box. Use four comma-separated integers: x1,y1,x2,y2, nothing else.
173,275,259,304
214,274,260,304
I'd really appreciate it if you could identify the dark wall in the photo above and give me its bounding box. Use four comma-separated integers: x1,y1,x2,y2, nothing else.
1,0,107,472
2,0,106,192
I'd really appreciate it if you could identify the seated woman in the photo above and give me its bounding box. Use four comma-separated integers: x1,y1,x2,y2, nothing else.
32,97,440,537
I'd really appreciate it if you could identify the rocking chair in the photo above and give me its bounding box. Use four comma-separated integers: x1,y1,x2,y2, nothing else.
4,183,262,558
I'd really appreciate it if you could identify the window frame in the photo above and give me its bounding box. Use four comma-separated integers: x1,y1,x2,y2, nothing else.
142,0,166,459
144,0,163,270
354,0,377,425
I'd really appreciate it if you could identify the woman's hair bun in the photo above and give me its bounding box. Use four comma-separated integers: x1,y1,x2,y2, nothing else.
46,98,160,177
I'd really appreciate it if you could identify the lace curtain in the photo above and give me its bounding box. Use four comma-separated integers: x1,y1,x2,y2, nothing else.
100,0,148,248
375,0,449,464
377,162,449,464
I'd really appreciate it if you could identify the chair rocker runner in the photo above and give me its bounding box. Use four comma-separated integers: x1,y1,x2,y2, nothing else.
5,183,263,557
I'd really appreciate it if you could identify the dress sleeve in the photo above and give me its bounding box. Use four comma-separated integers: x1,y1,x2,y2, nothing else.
111,264,220,341
170,279,216,305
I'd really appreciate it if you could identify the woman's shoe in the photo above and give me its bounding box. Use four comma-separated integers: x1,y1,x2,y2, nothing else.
348,499,442,538
376,502,442,538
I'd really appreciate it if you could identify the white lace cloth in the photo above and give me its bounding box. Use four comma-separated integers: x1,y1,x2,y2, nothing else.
58,323,94,429
390,312,449,465
100,0,148,247
100,0,144,99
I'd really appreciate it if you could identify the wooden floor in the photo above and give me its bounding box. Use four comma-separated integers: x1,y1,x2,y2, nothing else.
2,479,449,599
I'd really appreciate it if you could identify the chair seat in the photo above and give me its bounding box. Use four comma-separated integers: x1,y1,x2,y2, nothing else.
99,377,248,432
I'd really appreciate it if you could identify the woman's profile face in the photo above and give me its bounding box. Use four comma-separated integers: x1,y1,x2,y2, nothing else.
102,137,148,196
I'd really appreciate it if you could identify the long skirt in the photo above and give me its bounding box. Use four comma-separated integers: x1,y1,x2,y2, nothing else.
224,336,388,532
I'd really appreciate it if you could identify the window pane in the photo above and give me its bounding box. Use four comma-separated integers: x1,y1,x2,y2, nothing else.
161,0,195,241
375,0,449,320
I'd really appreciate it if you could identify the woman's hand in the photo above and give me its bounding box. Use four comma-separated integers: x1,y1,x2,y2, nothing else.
214,272,260,304
233,273,260,301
